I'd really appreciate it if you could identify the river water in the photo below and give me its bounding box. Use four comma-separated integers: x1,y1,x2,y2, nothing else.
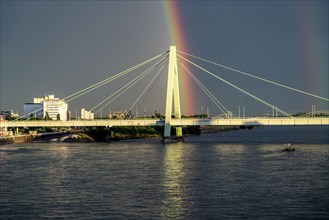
1,126,328,219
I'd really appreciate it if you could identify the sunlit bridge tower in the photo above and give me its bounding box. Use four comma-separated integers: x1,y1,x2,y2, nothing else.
163,46,183,142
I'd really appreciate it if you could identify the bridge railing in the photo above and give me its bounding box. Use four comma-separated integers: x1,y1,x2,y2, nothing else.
171,118,329,126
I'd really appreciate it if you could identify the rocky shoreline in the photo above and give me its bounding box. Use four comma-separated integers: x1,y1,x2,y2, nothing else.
0,132,70,145
63,133,95,143
0,135,34,145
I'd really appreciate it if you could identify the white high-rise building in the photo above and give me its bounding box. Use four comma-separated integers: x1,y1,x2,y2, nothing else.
81,108,94,120
24,95,68,121
42,95,68,121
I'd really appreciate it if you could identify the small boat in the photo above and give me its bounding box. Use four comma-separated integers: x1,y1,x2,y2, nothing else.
284,143,295,151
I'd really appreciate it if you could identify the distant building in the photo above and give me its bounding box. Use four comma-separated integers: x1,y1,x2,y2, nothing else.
43,95,68,121
67,111,72,121
81,108,94,120
23,95,68,121
0,110,19,119
108,111,125,119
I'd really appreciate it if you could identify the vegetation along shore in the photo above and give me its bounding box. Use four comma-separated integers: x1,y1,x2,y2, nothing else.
0,125,246,144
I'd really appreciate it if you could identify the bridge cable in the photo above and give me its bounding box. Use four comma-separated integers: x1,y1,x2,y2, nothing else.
92,56,169,114
91,55,168,113
177,54,290,116
178,59,229,115
136,62,168,113
18,51,169,121
177,50,329,102
64,51,168,103
129,64,167,113
14,51,169,121
15,106,46,121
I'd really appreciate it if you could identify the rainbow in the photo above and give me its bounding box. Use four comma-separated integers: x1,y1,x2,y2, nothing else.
296,2,328,99
161,1,196,115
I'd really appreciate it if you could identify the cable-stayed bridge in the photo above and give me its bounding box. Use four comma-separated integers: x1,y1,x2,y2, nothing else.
1,46,328,140
3,117,328,128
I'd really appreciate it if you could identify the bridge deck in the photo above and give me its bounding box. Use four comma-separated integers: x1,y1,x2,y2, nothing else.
1,117,328,128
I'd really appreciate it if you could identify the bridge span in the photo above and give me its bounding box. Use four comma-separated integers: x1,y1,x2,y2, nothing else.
1,117,328,129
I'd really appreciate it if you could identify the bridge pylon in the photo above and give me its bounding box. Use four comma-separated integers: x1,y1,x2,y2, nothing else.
163,46,183,141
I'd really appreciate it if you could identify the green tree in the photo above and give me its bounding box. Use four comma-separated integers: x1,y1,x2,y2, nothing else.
44,111,51,120
56,113,61,121
30,113,35,120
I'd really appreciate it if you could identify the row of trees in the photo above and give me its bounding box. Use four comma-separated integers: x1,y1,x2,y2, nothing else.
85,125,201,141
29,112,61,121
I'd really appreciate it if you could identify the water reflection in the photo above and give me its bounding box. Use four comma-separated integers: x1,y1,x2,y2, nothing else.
161,143,188,218
36,145,73,218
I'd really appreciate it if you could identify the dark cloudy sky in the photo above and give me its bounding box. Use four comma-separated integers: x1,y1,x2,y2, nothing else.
1,0,328,117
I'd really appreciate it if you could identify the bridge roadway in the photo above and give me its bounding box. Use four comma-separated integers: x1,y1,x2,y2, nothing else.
1,117,328,128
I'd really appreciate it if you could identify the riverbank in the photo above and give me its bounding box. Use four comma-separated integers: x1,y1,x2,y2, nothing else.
0,132,70,145
0,135,34,145
1,125,245,145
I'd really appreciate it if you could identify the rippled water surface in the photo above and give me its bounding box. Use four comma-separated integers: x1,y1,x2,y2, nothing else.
1,126,328,219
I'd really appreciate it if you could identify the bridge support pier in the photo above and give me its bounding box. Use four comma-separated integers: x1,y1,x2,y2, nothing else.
163,46,183,142
0,124,8,136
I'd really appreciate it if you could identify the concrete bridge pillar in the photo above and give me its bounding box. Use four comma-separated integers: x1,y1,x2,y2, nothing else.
163,46,183,142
